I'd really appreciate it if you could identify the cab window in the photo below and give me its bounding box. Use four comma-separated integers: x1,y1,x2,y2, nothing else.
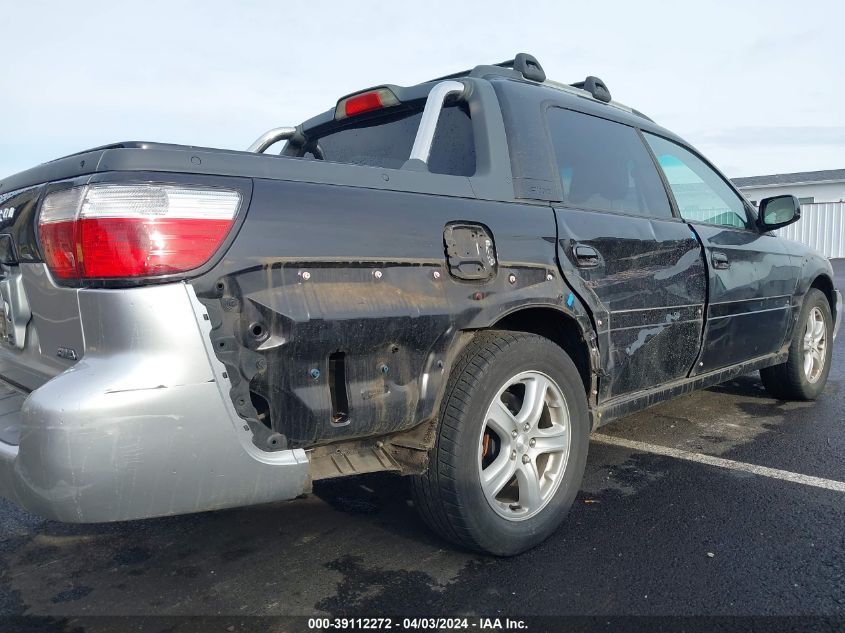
547,108,672,218
306,105,476,176
644,134,749,229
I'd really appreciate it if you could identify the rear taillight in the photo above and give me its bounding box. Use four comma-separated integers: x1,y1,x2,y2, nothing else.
38,183,241,281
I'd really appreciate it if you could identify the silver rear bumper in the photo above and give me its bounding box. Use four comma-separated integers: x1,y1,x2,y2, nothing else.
0,278,309,522
833,290,842,341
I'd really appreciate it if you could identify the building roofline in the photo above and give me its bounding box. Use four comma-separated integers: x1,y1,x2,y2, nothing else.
736,178,845,190
732,168,845,188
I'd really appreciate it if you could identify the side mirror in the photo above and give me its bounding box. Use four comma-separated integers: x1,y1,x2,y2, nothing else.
757,195,801,230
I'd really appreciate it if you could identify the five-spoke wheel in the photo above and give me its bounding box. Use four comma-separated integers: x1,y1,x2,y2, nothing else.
802,306,827,384
412,331,589,556
761,288,833,401
479,371,571,520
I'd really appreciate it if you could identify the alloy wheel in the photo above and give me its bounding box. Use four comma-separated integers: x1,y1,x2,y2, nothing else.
478,370,571,521
803,307,827,383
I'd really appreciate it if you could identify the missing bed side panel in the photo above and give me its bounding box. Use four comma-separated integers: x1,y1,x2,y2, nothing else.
329,351,350,427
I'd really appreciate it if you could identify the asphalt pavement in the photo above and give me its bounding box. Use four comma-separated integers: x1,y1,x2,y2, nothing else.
1,262,842,630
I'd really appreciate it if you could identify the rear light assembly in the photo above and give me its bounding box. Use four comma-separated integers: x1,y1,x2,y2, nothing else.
334,87,399,120
38,183,241,281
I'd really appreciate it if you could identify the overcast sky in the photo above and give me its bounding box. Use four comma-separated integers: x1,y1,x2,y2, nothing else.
2,0,843,180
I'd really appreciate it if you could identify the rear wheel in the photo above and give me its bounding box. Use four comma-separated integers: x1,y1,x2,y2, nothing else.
760,288,832,400
411,331,589,556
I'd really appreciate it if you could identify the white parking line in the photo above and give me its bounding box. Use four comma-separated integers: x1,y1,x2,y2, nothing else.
591,433,845,493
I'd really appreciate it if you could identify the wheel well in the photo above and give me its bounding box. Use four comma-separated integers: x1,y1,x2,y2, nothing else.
491,307,592,393
810,274,837,321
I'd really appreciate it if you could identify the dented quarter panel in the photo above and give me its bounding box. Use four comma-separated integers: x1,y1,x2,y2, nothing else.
192,178,592,449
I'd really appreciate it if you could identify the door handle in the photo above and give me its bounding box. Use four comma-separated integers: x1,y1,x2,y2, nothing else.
711,251,730,270
573,243,600,268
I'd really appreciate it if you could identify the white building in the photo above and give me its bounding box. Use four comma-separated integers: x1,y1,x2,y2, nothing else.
729,169,845,259
732,169,845,206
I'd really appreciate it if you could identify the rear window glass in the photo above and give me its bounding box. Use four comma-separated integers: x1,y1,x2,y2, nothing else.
306,105,476,176
547,108,672,218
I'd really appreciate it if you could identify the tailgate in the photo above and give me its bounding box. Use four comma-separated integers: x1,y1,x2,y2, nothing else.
0,263,82,393
0,185,82,393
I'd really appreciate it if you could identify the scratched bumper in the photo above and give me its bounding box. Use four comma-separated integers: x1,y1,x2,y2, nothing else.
0,281,310,522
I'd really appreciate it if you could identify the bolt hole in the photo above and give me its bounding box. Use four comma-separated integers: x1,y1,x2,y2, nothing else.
249,322,268,341
216,281,225,291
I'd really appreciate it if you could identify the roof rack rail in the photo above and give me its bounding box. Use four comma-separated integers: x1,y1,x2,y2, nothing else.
428,52,546,83
570,76,612,103
428,55,622,109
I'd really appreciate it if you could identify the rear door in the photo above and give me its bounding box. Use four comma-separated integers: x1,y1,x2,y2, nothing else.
643,133,799,372
548,108,707,400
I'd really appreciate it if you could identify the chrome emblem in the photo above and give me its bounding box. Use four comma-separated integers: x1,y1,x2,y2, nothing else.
0,207,15,221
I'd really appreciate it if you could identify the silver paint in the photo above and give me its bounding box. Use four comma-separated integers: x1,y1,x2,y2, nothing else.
0,277,309,522
0,268,31,349
0,265,81,391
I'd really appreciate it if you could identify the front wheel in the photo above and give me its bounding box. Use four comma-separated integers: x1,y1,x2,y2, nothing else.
760,288,833,400
410,331,589,556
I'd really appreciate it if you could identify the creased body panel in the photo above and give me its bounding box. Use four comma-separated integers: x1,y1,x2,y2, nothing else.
554,207,707,400
194,179,592,449
691,225,800,373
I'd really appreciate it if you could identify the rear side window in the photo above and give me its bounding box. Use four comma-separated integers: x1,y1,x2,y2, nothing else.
547,108,672,218
308,105,476,176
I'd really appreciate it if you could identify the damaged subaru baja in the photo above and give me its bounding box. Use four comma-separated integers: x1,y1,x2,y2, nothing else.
0,54,839,555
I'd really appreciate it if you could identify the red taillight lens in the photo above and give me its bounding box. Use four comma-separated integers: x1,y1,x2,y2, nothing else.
334,87,400,120
39,220,79,279
344,91,384,117
38,184,241,281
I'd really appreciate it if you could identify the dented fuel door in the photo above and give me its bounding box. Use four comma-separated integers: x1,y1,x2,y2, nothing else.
443,223,497,281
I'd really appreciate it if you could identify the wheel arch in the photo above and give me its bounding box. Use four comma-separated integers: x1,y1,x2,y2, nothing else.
488,305,595,396
809,273,837,323
392,304,599,458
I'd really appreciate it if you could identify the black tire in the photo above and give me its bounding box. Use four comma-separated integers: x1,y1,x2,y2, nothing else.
410,330,589,556
760,288,833,401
